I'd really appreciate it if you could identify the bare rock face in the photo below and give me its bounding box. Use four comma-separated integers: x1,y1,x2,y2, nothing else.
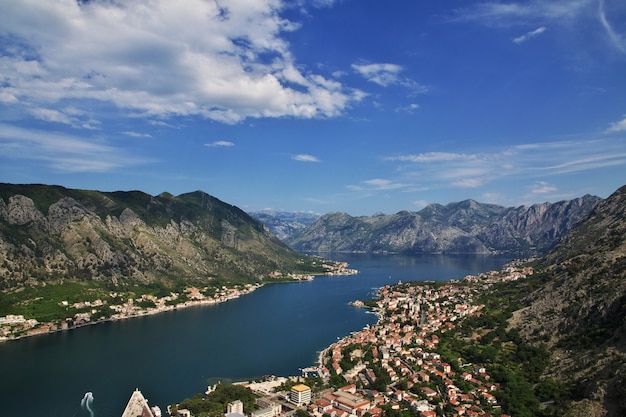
5,195,47,226
47,197,91,232
286,196,601,254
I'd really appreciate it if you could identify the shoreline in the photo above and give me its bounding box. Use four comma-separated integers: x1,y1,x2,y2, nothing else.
0,266,359,343
0,285,257,343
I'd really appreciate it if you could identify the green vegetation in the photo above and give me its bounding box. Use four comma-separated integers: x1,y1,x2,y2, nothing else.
434,274,567,417
173,383,257,417
0,281,107,321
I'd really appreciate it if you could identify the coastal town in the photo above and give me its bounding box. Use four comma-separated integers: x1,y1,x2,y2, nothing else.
0,260,357,341
123,262,533,417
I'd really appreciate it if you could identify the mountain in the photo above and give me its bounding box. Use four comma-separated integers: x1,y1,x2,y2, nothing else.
248,210,319,240
0,183,330,290
285,196,601,255
509,184,626,416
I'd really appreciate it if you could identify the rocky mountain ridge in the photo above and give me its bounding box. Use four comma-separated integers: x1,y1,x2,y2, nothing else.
285,195,601,255
0,183,327,291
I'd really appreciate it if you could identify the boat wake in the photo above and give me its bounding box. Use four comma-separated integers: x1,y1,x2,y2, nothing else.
81,392,95,417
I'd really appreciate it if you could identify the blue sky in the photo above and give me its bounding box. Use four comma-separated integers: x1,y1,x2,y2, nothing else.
1,0,625,216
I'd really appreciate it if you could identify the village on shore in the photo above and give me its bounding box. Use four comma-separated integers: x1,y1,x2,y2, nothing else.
0,261,357,341
125,262,533,417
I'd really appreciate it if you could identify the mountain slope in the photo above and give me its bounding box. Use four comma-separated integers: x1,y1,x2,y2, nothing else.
511,184,626,416
0,183,327,290
285,196,600,254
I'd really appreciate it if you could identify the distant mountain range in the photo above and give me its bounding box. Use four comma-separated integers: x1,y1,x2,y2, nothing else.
283,196,601,255
249,210,319,240
0,183,328,290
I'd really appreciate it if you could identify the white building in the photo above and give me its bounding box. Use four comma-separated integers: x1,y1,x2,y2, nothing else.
251,402,281,417
290,384,312,406
228,400,244,415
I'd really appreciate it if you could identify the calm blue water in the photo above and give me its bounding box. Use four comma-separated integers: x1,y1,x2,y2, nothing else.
0,254,509,417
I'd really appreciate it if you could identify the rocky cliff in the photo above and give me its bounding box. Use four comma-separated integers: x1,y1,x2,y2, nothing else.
285,196,601,255
0,183,325,290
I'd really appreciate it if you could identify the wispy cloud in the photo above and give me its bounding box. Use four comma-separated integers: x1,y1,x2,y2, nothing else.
292,154,321,162
395,103,420,114
450,0,593,26
450,0,626,54
27,107,100,130
123,131,153,138
205,141,235,147
529,181,557,194
599,0,626,55
384,139,626,191
352,63,430,93
450,178,486,188
352,63,404,87
387,152,482,163
0,0,363,125
513,27,547,43
347,178,408,191
606,115,626,133
0,123,149,172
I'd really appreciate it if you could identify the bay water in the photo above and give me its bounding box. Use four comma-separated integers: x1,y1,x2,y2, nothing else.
0,254,510,417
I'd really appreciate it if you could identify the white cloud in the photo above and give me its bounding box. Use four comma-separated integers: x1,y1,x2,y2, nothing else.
0,0,362,125
352,63,404,87
0,91,18,103
123,131,153,138
387,152,479,163
352,63,430,94
347,178,408,191
606,114,626,133
529,181,557,194
29,108,74,125
513,27,547,43
292,154,320,162
27,106,100,129
205,141,235,147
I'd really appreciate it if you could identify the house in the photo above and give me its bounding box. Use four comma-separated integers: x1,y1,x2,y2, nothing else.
420,387,437,398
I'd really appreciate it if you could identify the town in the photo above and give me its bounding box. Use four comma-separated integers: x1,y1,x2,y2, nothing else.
124,263,533,417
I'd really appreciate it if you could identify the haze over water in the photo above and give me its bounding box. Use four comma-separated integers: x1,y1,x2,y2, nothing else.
0,254,509,417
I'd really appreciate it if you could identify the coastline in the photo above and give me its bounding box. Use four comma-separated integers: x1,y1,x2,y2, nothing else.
0,284,258,343
0,265,358,343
